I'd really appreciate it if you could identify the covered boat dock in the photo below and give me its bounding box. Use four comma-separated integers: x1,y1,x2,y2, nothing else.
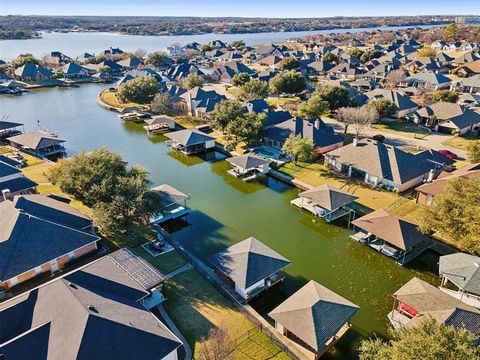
226,153,270,181
151,183,190,224
6,131,66,158
291,184,357,223
143,115,176,135
351,209,430,265
164,129,215,155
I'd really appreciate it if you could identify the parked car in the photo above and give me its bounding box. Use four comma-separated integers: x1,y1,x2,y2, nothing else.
438,149,458,159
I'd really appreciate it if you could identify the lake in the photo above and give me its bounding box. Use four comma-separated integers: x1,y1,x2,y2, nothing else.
0,84,439,359
0,24,442,61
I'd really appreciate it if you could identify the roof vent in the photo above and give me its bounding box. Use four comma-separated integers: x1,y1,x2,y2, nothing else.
68,282,77,289
87,305,98,313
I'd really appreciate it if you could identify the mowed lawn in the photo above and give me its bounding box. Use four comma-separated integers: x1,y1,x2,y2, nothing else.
279,162,420,218
371,120,431,139
163,270,290,360
442,134,480,150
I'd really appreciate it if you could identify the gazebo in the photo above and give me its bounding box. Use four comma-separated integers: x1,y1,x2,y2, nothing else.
291,184,357,222
226,153,270,181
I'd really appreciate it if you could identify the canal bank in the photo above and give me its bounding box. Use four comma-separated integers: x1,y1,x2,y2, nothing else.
0,83,440,359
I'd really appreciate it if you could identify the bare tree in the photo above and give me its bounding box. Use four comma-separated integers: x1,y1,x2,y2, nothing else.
336,105,379,139
133,48,147,59
385,69,406,89
197,322,236,360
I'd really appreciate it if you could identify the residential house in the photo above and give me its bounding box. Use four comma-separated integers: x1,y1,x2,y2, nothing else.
328,62,363,80
263,118,344,155
452,52,480,67
43,51,73,66
324,139,454,192
0,120,23,138
117,57,142,70
0,253,182,360
415,163,480,206
414,102,480,134
211,61,255,83
61,63,93,79
13,63,52,82
351,209,429,265
453,59,480,77
257,55,283,69
177,87,225,118
102,47,124,56
365,89,418,118
439,253,480,308
461,74,480,93
75,52,94,64
0,194,100,290
209,236,290,301
0,157,37,200
304,61,334,76
403,71,452,90
269,280,359,359
431,40,447,51
243,99,269,114
435,52,455,66
7,131,66,158
165,63,204,80
388,277,480,337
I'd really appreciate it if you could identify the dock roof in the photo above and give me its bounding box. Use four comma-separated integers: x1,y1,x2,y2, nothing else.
7,131,65,151
0,120,23,131
209,236,290,289
164,129,214,147
351,209,425,250
299,184,357,211
151,183,189,204
226,153,268,170
439,253,480,296
269,280,359,352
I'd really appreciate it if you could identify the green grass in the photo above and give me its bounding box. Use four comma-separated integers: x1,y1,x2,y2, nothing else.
163,270,289,359
442,134,479,151
132,245,186,275
371,120,431,139
266,97,300,107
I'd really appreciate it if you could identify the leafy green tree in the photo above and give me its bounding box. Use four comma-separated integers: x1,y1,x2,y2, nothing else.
183,73,204,89
431,90,459,103
48,148,163,233
280,57,300,70
210,100,245,132
443,23,460,42
467,140,480,163
297,94,329,119
118,76,160,104
417,46,437,58
230,40,245,49
231,72,251,87
238,79,269,100
323,52,339,64
368,99,396,118
150,92,170,114
282,134,315,163
269,70,306,96
11,53,39,68
313,85,354,110
418,177,480,254
359,318,480,360
146,51,170,67
360,49,382,63
225,111,266,146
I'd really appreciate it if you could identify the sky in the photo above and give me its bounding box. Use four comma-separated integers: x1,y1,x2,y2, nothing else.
1,0,479,18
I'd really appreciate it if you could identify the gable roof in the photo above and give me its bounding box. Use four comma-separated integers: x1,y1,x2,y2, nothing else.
0,120,23,131
299,184,357,211
366,89,418,111
209,236,290,289
268,280,359,351
0,256,181,360
416,163,480,196
405,71,451,85
417,102,480,129
439,253,480,296
352,209,425,250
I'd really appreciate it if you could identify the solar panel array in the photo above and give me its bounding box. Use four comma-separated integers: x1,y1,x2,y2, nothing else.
109,248,164,290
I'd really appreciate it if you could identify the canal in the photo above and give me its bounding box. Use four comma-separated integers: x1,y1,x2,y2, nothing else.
0,84,439,358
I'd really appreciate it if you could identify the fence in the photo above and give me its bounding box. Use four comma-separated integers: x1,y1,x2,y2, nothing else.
162,228,304,360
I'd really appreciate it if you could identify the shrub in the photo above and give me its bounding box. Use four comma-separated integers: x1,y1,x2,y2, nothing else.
372,134,386,142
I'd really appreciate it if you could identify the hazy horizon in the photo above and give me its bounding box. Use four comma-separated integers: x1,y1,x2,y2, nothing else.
2,0,480,18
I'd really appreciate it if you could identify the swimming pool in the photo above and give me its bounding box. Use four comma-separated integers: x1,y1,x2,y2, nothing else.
251,146,288,161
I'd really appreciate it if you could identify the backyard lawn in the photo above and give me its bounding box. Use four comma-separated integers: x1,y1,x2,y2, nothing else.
99,89,149,110
279,162,419,218
371,120,431,139
442,134,480,150
266,96,300,108
132,245,186,275
173,115,206,129
163,270,290,360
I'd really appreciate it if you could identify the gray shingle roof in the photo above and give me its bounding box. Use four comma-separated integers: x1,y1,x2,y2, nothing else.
209,236,290,289
268,280,359,351
7,131,65,151
299,184,357,211
0,120,23,131
0,176,37,194
0,256,182,360
405,71,452,85
164,129,215,147
366,89,418,111
226,154,268,170
439,253,480,296
417,102,480,129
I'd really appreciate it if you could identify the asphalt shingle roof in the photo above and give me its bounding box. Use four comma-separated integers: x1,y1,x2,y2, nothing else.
299,184,357,211
439,253,480,296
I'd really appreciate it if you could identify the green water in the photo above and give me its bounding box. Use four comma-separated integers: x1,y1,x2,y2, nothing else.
0,84,439,358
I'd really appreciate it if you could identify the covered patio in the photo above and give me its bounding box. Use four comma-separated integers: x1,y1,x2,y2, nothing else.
226,153,270,181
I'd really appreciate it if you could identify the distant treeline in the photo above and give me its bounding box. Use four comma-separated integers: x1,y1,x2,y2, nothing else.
0,15,471,39
0,26,38,40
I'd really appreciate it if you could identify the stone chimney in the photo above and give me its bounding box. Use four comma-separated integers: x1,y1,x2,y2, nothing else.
2,189,10,201
426,168,435,183
314,119,320,129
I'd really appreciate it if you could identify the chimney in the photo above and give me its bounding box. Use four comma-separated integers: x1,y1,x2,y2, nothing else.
2,189,10,201
353,138,359,147
314,119,320,129
426,169,435,183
